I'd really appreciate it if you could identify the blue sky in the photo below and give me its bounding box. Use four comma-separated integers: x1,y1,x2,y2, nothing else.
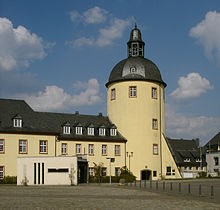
0,0,220,145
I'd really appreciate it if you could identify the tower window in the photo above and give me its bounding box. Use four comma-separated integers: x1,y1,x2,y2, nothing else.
152,87,157,99
153,144,158,155
152,119,158,130
129,86,137,98
111,88,116,100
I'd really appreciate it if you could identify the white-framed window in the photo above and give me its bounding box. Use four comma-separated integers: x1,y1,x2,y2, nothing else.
61,143,67,155
152,87,157,99
63,126,70,134
0,166,4,179
99,128,105,136
89,168,94,176
76,127,82,135
111,88,116,100
115,145,120,156
19,140,27,154
76,144,81,154
87,127,94,136
196,158,202,162
13,119,22,128
153,144,158,155
102,145,107,155
39,140,48,154
129,86,137,98
102,168,107,176
110,128,117,136
115,167,120,176
88,144,94,155
0,139,4,153
184,158,191,162
152,119,158,130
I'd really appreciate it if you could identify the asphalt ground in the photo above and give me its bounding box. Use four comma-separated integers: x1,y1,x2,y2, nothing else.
0,181,220,210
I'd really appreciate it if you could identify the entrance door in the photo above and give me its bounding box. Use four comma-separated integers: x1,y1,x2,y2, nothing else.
141,170,151,180
78,161,88,183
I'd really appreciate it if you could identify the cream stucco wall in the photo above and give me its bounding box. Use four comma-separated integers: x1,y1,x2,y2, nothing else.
0,133,56,177
56,140,126,176
107,80,180,180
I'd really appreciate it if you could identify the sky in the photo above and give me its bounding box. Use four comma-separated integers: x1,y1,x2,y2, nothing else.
0,0,220,145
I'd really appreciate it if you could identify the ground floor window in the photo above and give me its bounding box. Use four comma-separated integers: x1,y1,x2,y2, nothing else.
115,167,120,176
89,168,94,176
102,168,107,176
0,166,4,179
166,166,171,175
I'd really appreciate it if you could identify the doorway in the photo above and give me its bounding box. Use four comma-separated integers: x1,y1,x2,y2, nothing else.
77,160,88,183
141,170,151,180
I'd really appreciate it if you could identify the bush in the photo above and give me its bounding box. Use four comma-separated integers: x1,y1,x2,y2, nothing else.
89,176,120,183
119,166,136,183
198,172,207,178
0,176,17,184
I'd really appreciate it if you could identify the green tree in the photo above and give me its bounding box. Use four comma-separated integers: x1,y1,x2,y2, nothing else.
93,162,104,183
119,166,136,182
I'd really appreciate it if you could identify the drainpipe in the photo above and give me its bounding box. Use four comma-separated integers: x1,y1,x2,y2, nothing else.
159,85,163,179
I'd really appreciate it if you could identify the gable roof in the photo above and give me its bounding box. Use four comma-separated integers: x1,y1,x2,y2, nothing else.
166,138,206,166
203,132,220,152
0,98,126,142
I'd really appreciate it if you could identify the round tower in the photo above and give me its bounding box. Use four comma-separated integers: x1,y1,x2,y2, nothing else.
106,25,169,180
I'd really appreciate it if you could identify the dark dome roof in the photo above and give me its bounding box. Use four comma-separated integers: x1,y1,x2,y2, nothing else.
106,56,166,87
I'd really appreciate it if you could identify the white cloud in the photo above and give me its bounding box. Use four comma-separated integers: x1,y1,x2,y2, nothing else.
70,6,108,24
96,18,130,47
189,11,220,61
0,17,54,72
170,73,213,99
68,17,130,47
165,104,220,145
18,78,102,111
83,6,108,24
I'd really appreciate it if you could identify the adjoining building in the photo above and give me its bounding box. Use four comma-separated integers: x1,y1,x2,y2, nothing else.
166,138,206,178
203,132,220,177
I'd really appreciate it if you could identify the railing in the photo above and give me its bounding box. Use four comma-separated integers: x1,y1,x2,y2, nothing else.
125,180,220,199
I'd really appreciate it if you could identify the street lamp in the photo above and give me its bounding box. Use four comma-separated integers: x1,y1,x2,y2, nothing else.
106,157,115,184
126,152,133,171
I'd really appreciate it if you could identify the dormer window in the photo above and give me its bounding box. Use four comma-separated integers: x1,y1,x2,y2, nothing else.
88,127,94,136
13,114,22,128
110,128,117,136
63,122,70,134
76,127,82,135
184,158,191,162
63,126,70,134
99,126,105,136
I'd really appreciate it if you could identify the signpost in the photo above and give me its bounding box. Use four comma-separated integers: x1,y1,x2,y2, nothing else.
106,158,115,184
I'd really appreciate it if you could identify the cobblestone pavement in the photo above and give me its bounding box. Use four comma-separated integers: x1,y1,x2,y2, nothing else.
0,184,220,210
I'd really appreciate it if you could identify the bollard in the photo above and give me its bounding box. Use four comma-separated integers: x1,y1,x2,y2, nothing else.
211,185,214,198
170,182,172,191
144,180,146,189
134,180,136,187
188,184,191,194
163,181,165,190
199,184,202,196
150,181,152,189
140,180,141,188
179,183,181,193
156,181,158,190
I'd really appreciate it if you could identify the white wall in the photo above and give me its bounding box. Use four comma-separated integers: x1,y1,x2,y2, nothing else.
17,156,83,185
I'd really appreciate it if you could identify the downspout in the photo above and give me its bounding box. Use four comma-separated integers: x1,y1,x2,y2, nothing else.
159,85,163,179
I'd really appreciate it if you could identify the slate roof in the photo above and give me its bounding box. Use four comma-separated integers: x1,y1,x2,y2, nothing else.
106,56,166,87
0,98,126,142
166,138,206,166
203,132,220,152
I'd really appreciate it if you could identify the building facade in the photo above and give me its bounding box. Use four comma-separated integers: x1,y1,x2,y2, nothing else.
0,25,185,183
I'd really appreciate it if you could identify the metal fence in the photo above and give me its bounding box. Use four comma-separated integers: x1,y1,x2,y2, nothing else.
125,180,220,199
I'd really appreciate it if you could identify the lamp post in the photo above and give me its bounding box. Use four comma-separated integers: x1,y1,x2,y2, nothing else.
126,152,133,171
106,157,115,184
